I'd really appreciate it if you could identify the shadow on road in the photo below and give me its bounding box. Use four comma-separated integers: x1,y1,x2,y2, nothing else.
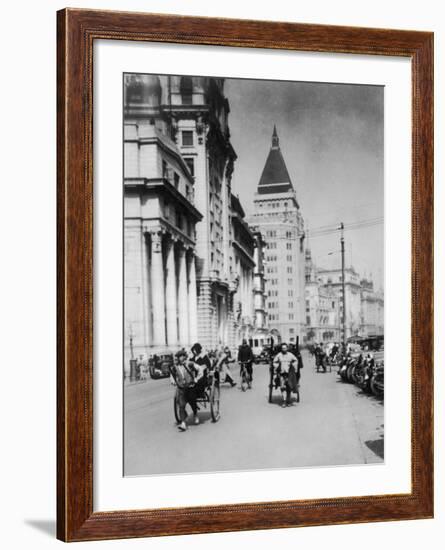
186,410,213,426
268,394,300,407
365,435,384,459
335,379,384,404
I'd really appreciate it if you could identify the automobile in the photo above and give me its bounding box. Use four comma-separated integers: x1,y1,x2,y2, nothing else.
253,346,271,364
360,335,384,351
148,353,174,379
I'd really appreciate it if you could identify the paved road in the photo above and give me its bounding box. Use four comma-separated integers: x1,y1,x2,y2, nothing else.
124,352,384,476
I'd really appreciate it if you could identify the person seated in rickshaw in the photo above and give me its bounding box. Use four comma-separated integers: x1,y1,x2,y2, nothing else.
170,349,199,432
190,342,211,397
273,343,303,407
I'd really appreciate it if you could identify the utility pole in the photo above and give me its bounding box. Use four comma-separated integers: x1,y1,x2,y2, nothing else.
340,223,346,348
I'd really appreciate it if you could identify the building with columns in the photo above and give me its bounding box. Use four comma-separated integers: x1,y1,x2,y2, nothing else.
304,249,341,343
164,75,238,350
249,126,306,345
230,194,257,345
316,266,363,339
124,120,202,366
123,73,268,364
304,249,384,343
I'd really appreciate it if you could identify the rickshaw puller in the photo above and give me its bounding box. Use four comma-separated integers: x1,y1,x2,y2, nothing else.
273,343,301,407
170,350,199,431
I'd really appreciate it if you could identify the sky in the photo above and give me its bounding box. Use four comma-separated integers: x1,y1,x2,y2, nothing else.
225,78,384,290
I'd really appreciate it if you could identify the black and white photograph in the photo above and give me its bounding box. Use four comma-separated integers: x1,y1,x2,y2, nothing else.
123,73,384,477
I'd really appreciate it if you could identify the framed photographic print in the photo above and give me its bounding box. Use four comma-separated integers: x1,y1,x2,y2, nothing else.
57,8,434,542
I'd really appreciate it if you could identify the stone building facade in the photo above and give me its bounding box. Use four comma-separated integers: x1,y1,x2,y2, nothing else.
304,249,341,343
360,278,384,337
249,126,306,345
123,73,267,364
304,249,384,343
123,115,203,366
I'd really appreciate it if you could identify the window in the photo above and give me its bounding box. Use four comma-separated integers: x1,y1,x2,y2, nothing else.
288,290,293,297
289,328,295,334
288,278,293,285
180,77,193,104
288,302,294,309
162,160,168,179
286,243,292,250
287,266,293,273
306,316,311,325
182,130,194,146
173,172,179,188
289,313,294,320
184,157,194,177
287,255,292,262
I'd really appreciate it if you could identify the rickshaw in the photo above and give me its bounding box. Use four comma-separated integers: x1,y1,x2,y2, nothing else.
268,348,301,404
172,359,221,423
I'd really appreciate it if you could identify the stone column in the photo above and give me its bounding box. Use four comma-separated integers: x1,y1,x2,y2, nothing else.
187,251,198,346
197,279,213,350
150,231,166,347
177,245,190,346
165,236,178,347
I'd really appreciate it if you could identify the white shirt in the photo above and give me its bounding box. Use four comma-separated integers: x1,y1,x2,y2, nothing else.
273,352,297,373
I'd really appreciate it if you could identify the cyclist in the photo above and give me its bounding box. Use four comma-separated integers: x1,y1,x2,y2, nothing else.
238,339,254,389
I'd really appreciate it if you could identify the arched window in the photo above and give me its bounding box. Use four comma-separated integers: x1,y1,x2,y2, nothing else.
180,77,193,104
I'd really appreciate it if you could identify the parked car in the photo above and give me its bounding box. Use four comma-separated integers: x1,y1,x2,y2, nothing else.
148,353,174,379
253,346,271,364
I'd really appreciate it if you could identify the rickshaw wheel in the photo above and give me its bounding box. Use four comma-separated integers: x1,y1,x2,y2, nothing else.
210,383,220,422
173,390,181,424
268,366,274,403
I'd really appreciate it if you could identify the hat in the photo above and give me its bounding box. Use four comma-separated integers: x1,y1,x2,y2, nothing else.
191,342,202,354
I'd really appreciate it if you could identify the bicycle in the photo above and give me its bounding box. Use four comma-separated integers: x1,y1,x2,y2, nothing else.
239,361,251,392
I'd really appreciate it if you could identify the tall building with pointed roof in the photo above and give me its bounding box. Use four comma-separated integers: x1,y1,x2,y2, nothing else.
249,127,306,345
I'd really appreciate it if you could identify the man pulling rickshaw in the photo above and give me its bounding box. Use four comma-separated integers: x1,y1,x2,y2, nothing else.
170,343,221,431
271,342,303,407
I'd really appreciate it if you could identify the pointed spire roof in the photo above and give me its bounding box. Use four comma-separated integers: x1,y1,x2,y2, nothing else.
257,126,294,195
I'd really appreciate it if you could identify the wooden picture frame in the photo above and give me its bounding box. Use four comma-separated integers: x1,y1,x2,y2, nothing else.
57,8,433,542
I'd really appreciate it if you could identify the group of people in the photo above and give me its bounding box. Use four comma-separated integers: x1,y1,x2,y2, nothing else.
170,340,304,431
312,341,342,372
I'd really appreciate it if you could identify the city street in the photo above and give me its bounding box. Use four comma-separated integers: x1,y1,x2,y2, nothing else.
124,351,384,476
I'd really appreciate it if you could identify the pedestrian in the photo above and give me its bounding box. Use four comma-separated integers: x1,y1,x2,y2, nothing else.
238,338,254,388
217,346,237,387
273,342,301,407
170,349,199,432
